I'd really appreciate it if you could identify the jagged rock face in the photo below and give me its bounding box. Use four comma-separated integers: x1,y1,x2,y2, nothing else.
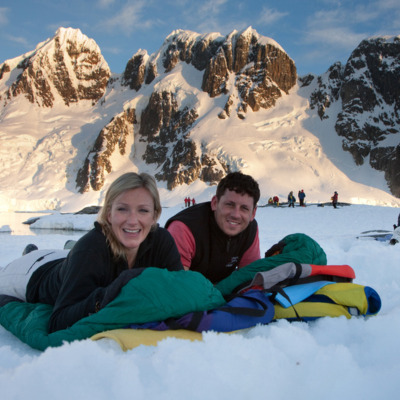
123,29,297,114
0,63,11,80
307,36,400,197
203,36,297,112
122,53,146,90
140,91,199,189
201,47,229,97
1,29,110,107
337,38,400,139
308,62,343,119
370,146,400,196
76,108,136,193
336,37,400,196
138,90,229,189
121,52,157,90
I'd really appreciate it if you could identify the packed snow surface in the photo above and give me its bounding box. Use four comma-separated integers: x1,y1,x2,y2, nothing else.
1,202,399,399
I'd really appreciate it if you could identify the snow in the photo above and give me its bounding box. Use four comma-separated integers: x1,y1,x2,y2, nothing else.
1,202,400,399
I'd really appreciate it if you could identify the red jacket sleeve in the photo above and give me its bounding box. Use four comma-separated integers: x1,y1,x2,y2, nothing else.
167,220,196,270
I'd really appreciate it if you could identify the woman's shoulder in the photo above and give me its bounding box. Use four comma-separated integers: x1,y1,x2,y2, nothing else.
73,222,108,250
150,225,174,241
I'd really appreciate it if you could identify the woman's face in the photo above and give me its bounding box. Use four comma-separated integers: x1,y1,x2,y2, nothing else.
107,187,157,262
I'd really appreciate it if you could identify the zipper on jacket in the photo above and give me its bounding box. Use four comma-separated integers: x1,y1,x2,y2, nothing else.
226,237,231,252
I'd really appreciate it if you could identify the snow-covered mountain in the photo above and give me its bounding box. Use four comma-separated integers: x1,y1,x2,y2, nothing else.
0,27,399,212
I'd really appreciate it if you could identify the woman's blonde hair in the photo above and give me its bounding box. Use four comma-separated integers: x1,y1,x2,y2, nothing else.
97,172,162,260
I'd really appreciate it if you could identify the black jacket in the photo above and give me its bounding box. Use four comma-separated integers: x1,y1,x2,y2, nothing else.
165,202,258,283
26,222,182,333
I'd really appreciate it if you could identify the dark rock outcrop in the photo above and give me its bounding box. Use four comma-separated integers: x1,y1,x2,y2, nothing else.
309,62,343,119
307,36,400,197
121,51,157,90
335,36,400,196
139,90,201,189
76,108,136,193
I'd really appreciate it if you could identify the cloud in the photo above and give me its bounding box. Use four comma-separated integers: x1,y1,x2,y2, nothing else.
97,0,116,8
100,1,157,34
303,27,367,50
257,7,288,25
197,0,228,15
175,0,232,35
6,34,30,47
302,0,400,51
376,0,400,11
293,0,400,73
0,7,9,26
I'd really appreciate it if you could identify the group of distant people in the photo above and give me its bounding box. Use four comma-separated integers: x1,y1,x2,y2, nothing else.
184,197,196,207
268,196,280,206
268,189,307,208
268,190,339,208
287,190,307,208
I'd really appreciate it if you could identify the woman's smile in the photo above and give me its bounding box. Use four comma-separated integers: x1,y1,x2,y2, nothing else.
108,187,156,266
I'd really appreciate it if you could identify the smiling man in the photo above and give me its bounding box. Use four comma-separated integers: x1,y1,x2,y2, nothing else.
166,172,260,283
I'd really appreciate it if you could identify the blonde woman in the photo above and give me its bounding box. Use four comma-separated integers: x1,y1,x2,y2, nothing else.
0,172,183,332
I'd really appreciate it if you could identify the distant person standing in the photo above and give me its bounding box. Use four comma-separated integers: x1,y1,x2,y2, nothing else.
191,198,196,206
273,196,279,206
332,191,338,208
288,191,296,208
298,190,306,207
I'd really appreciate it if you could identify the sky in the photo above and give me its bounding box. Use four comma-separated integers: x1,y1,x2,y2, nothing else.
1,204,400,398
1,0,400,76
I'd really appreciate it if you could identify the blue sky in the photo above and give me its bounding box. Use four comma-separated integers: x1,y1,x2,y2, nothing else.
1,0,400,76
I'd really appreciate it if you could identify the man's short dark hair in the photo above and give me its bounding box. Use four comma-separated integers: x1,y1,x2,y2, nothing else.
216,172,260,207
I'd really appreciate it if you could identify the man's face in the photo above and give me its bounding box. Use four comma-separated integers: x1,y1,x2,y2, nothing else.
211,189,257,236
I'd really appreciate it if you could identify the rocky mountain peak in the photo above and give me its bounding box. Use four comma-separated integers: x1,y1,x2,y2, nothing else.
0,27,110,107
79,27,297,193
122,27,297,111
306,35,400,197
1,27,399,210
